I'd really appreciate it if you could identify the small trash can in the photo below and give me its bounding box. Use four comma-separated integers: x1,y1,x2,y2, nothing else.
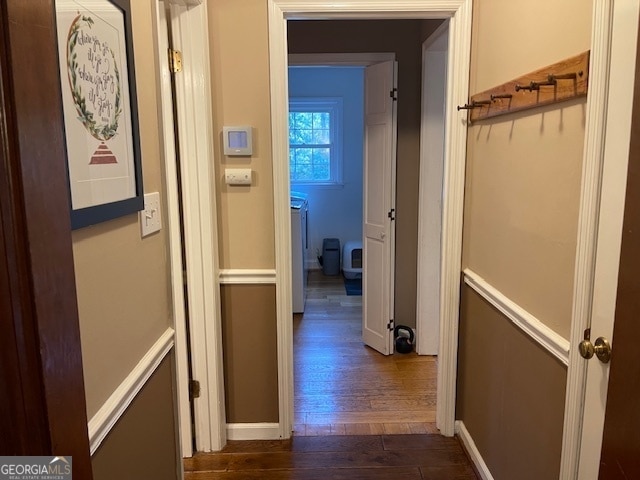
322,238,341,276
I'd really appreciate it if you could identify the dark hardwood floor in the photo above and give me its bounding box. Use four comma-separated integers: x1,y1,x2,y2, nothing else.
184,434,478,479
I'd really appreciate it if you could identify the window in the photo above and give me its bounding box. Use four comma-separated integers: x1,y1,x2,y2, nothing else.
289,98,342,185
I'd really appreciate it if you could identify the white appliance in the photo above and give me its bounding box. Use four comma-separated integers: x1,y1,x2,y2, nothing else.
291,194,308,313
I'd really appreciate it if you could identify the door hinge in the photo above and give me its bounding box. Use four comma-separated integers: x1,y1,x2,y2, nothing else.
169,49,183,73
387,319,395,331
189,379,200,399
388,208,395,221
390,88,398,101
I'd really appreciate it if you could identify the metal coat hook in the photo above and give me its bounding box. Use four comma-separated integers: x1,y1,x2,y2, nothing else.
548,71,583,82
515,78,557,92
490,93,513,100
457,99,491,111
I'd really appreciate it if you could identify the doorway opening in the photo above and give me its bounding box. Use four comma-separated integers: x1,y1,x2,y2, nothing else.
287,18,447,435
269,0,471,440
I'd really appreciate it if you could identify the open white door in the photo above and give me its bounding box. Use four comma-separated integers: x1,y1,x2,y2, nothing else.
417,22,448,355
362,60,397,355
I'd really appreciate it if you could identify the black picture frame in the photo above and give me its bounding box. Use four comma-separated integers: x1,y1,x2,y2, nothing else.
54,0,143,230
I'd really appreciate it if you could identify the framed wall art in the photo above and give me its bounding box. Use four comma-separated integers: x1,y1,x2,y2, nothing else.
55,0,143,229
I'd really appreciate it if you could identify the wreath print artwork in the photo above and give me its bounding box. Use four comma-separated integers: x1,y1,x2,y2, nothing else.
67,14,122,164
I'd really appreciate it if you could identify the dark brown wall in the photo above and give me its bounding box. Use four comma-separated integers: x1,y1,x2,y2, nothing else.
221,284,279,423
92,355,178,480
456,286,567,480
288,20,441,329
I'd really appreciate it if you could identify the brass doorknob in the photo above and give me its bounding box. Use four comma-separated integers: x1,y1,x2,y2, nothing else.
578,335,612,364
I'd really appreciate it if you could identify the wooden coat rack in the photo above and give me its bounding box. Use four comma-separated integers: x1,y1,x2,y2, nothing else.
459,51,590,122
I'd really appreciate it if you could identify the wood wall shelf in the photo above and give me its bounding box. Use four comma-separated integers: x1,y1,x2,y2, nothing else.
462,51,590,122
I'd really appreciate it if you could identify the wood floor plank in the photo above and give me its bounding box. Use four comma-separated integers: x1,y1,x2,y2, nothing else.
290,435,384,452
383,423,413,434
186,449,469,472
381,433,460,450
304,409,437,425
185,467,423,480
420,465,479,479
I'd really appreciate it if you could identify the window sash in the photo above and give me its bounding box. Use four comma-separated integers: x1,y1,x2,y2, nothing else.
288,97,342,185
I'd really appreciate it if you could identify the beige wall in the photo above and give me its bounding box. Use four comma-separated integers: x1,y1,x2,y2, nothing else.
71,0,178,470
208,0,275,269
92,356,178,480
457,0,592,477
457,287,567,480
463,0,592,338
73,0,172,417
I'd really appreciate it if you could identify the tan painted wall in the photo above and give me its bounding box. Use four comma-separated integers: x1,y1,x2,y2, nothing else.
457,287,567,480
457,0,591,476
92,355,178,480
72,0,173,421
221,284,279,423
208,0,275,269
463,0,592,338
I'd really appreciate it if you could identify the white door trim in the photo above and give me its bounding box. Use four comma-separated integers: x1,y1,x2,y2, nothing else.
151,0,191,458
168,0,226,452
268,0,472,438
561,0,640,477
417,20,448,355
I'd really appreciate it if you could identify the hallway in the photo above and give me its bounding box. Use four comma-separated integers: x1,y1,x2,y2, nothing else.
293,271,437,435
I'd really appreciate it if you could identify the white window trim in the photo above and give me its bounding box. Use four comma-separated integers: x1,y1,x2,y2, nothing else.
289,97,343,186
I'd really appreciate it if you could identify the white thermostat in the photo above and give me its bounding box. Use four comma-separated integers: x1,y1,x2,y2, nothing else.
223,126,252,156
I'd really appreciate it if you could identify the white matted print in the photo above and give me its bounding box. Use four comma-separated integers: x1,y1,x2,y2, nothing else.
55,0,142,227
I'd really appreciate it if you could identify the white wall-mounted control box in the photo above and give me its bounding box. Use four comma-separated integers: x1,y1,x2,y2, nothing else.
223,126,252,156
225,168,252,185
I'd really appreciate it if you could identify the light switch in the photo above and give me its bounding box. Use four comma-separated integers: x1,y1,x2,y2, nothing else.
140,192,162,237
225,168,252,185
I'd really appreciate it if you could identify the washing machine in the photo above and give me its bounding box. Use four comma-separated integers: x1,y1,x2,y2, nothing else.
291,193,308,313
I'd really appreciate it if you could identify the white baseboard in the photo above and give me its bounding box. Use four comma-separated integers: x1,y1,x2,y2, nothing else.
226,423,281,440
88,327,175,455
455,420,494,480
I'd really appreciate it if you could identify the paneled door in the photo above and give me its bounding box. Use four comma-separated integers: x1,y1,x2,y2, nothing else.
362,60,397,355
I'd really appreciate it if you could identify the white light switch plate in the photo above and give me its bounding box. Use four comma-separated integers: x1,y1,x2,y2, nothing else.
140,192,162,237
225,168,252,185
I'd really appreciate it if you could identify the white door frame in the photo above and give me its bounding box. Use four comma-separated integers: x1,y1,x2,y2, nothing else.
417,20,449,356
152,0,227,454
268,0,473,438
561,0,640,477
150,0,191,458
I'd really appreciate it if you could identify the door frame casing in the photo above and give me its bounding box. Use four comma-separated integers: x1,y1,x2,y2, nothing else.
561,0,640,477
417,20,449,355
154,0,227,454
268,0,473,438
